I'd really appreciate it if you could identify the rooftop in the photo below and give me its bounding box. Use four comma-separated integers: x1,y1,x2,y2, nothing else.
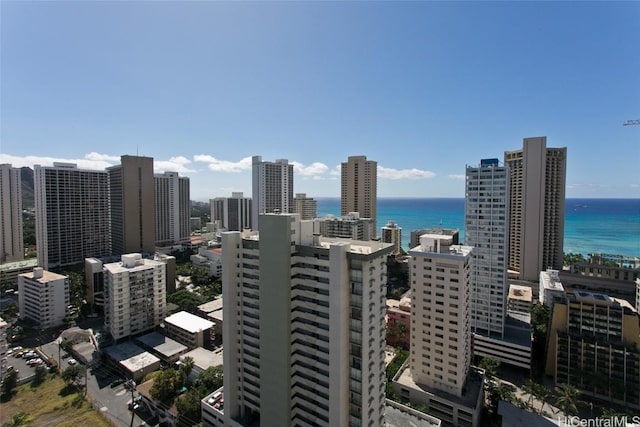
180,347,223,370
508,285,532,302
540,269,564,290
136,331,188,358
164,311,214,333
104,341,160,372
198,297,223,314
19,268,67,283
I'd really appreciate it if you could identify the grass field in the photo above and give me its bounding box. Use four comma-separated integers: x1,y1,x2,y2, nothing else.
0,374,113,427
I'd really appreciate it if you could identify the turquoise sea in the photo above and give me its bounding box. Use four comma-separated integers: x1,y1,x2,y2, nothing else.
316,198,640,257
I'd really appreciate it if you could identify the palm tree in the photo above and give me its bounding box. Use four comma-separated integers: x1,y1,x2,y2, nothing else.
534,382,551,415
522,379,537,407
181,356,195,384
555,383,585,417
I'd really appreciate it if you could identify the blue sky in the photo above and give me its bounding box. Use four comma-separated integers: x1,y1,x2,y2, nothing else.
1,1,638,201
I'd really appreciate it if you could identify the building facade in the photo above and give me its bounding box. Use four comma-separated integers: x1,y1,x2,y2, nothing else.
18,267,69,328
0,164,24,263
315,213,374,241
211,193,252,232
539,269,565,308
34,163,111,269
504,137,567,281
108,156,156,255
218,214,392,427
155,171,190,247
251,156,294,231
293,193,318,220
341,155,377,238
465,158,509,338
545,291,640,409
104,253,166,341
410,228,459,251
381,220,402,255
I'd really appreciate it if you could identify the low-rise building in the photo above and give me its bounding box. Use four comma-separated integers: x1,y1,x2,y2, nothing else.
197,297,223,341
546,291,640,409
539,269,565,308
18,267,69,329
136,331,189,364
164,311,214,349
190,247,223,278
137,378,179,426
385,294,411,349
507,285,533,314
178,347,223,383
103,341,161,382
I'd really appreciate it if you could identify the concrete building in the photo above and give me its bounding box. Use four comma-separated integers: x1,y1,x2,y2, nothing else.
211,192,252,232
539,269,565,308
198,297,223,341
465,158,509,339
85,257,106,309
179,347,223,383
155,171,190,247
34,163,111,269
0,164,24,263
504,137,567,281
218,214,393,427
251,156,293,231
293,193,317,220
381,220,402,255
164,310,214,349
341,155,377,238
18,267,69,329
385,294,411,349
392,234,484,427
0,316,8,376
104,253,166,341
136,331,189,364
410,228,459,252
507,285,533,315
315,212,374,241
104,341,161,382
191,247,223,278
108,155,156,255
545,291,640,409
0,258,38,290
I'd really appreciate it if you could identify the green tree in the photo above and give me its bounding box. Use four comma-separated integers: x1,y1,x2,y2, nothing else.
176,388,203,427
563,252,587,266
197,365,223,392
150,368,182,404
522,379,537,407
1,369,18,399
555,384,584,417
61,365,84,387
167,288,206,313
478,357,500,379
534,382,551,415
1,411,31,427
180,356,195,385
32,365,48,386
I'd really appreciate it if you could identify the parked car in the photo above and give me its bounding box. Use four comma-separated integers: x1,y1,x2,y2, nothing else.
67,358,77,365
110,378,125,388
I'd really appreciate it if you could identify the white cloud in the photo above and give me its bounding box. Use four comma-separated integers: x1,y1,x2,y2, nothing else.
448,174,465,180
379,166,436,180
155,156,196,173
291,161,329,176
194,155,252,173
0,153,114,170
84,152,120,162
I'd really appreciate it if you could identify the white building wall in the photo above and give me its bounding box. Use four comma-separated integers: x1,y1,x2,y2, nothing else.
155,172,190,246
18,268,69,328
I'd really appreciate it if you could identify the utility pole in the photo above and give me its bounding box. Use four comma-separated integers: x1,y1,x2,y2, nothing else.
125,379,137,427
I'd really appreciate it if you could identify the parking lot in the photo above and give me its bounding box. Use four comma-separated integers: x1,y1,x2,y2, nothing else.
5,346,49,384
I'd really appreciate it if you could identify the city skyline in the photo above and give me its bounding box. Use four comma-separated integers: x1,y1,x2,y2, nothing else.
1,2,639,201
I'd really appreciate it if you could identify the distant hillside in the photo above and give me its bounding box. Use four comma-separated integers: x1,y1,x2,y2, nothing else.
20,167,34,209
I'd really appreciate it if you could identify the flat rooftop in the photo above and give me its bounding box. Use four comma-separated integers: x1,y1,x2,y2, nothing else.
508,285,532,302
19,268,66,283
136,331,188,358
104,342,160,372
103,258,163,274
385,403,441,427
165,311,214,333
180,347,223,370
198,297,223,314
318,238,392,255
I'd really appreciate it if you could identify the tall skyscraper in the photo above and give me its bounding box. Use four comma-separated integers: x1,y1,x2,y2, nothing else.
504,137,567,281
154,171,191,246
108,155,156,255
251,156,294,231
211,192,252,231
220,214,392,427
293,193,317,220
0,164,23,263
465,158,509,338
104,253,166,341
34,163,111,268
341,155,377,238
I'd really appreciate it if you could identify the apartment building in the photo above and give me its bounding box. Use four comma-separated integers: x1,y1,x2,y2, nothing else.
155,171,190,247
34,163,111,268
546,291,640,409
539,269,565,308
0,164,24,263
18,267,69,329
505,137,567,281
341,156,377,238
251,156,293,231
104,253,166,341
211,192,252,231
164,311,214,349
392,233,484,427
217,214,393,427
381,220,402,255
108,156,156,255
410,228,459,252
315,212,374,241
293,193,318,220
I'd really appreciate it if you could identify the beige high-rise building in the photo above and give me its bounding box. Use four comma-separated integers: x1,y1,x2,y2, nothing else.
35,163,111,268
251,156,294,231
108,156,156,255
341,155,377,238
293,193,317,220
0,164,23,263
216,214,392,427
381,220,402,255
505,137,567,281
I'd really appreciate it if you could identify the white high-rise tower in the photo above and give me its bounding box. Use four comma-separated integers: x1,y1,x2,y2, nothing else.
0,164,24,263
251,156,294,231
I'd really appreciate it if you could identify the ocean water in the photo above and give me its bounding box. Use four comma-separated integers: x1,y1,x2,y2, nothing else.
316,198,640,257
